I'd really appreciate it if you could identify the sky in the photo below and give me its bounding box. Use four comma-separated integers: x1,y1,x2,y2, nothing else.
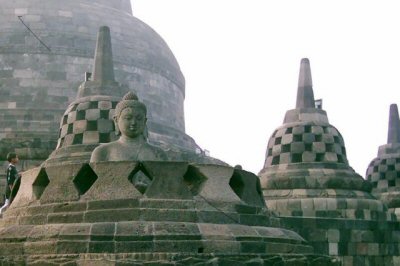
132,0,400,177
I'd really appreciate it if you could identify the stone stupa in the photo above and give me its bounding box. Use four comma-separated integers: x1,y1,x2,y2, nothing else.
259,58,400,265
0,0,203,169
366,104,400,217
0,30,337,265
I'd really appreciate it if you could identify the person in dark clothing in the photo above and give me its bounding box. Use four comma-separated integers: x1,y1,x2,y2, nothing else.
0,152,19,214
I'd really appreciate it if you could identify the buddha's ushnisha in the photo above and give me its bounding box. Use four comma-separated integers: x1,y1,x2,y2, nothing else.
90,91,167,162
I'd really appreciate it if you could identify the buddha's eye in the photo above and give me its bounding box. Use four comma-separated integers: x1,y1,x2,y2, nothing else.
123,115,132,120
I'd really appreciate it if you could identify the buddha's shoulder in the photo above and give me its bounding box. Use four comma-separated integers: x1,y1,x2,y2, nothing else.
144,143,168,160
94,141,122,150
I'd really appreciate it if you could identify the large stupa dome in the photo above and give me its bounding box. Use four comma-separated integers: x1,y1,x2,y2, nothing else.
0,0,198,166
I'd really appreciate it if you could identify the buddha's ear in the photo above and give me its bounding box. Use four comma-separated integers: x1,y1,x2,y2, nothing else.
143,124,149,139
113,116,120,136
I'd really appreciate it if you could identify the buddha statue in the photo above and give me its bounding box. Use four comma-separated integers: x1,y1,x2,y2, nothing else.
90,92,168,162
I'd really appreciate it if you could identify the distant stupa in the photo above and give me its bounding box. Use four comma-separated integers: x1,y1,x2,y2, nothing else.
366,104,400,217
258,58,400,264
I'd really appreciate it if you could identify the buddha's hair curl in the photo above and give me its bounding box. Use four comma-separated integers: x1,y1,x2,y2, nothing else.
114,91,147,119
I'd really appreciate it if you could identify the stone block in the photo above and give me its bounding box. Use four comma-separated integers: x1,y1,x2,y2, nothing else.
97,119,114,133
143,161,192,200
90,223,115,241
53,202,87,213
40,164,85,203
13,69,32,78
84,209,139,223
153,240,203,252
274,128,286,137
115,241,153,253
83,131,100,144
313,198,327,210
58,10,73,17
67,111,77,124
327,199,337,210
142,209,197,223
311,126,324,134
292,126,305,134
240,241,266,253
288,199,301,210
84,162,141,201
153,222,201,240
87,199,140,210
197,210,239,224
89,241,115,253
11,167,45,208
115,221,153,241
59,224,91,241
302,133,315,143
73,120,87,134
24,241,58,255
202,240,241,253
324,152,338,162
27,224,63,241
322,134,335,144
301,198,314,211
279,153,291,164
312,142,326,153
302,151,316,162
98,101,112,110
46,71,66,81
281,134,293,145
327,229,340,242
0,243,24,256
85,109,101,120
56,240,88,254
239,214,268,226
290,142,305,153
198,224,233,240
271,144,281,156
48,212,84,223
228,224,258,238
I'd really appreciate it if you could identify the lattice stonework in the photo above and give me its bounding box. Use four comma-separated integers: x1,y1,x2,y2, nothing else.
367,156,400,191
57,100,118,148
264,124,348,166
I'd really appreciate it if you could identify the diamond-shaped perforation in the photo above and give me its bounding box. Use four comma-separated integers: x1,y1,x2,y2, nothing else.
183,165,207,195
129,164,152,194
73,164,98,195
32,168,50,199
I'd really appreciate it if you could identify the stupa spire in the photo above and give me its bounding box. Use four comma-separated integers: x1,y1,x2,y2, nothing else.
296,58,315,108
92,26,115,83
387,104,400,144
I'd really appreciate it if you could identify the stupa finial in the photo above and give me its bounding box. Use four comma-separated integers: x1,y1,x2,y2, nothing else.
387,104,400,144
296,58,315,108
92,26,115,83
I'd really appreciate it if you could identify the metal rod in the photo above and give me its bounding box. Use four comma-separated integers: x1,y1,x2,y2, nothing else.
17,16,51,52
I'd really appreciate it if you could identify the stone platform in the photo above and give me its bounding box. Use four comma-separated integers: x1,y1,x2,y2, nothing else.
0,161,337,265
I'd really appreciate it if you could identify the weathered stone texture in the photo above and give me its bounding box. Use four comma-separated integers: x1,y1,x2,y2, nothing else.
0,161,341,265
259,59,400,265
0,0,200,165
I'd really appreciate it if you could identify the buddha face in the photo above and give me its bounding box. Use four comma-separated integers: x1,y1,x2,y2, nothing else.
117,107,146,138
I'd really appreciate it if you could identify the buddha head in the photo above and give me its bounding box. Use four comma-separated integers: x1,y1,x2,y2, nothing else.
114,91,147,139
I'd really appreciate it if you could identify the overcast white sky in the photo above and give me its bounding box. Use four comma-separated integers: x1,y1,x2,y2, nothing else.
132,0,400,177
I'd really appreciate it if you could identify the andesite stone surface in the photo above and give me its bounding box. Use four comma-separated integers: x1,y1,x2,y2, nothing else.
259,58,400,265
367,104,400,218
0,0,202,165
0,31,337,265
